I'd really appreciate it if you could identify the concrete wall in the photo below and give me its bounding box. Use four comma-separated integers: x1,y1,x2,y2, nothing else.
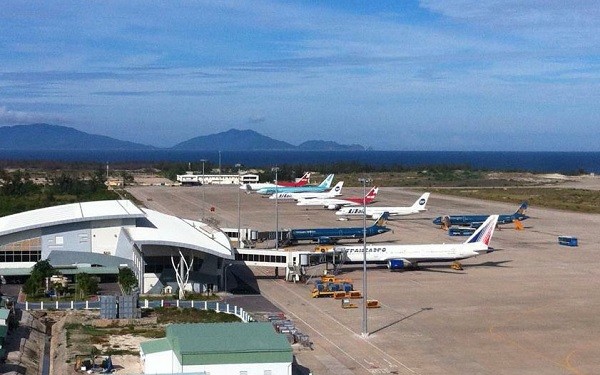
143,350,291,375
41,222,91,259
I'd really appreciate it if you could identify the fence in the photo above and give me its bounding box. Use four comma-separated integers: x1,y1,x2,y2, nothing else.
16,299,252,322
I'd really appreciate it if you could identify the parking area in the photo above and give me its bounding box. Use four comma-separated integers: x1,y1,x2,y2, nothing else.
127,184,600,374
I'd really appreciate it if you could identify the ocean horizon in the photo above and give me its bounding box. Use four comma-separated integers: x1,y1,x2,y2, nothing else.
1,150,599,174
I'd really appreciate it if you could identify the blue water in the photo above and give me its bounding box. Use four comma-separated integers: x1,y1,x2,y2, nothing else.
1,150,599,174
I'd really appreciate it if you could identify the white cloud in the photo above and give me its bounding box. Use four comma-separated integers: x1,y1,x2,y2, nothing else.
0,106,67,125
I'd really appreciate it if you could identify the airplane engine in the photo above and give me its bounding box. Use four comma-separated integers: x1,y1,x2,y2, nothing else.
387,259,411,270
326,204,341,210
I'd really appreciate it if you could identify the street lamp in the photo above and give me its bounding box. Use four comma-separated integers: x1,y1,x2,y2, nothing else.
272,167,280,251
200,159,207,221
359,177,372,338
223,263,234,294
237,166,242,248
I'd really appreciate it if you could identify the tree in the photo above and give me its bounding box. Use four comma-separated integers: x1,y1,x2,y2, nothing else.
118,268,138,294
75,273,98,299
22,260,56,297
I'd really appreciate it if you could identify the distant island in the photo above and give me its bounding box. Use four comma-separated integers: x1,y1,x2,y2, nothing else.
0,124,364,151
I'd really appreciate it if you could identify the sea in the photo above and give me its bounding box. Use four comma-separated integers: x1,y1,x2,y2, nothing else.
1,150,599,174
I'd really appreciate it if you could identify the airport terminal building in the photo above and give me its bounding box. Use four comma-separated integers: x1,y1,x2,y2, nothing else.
0,200,234,294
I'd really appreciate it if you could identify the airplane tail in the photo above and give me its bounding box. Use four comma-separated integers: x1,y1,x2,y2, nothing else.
516,201,528,214
465,215,499,245
365,186,378,201
318,174,335,188
410,192,430,211
372,211,390,227
294,172,311,186
326,181,344,197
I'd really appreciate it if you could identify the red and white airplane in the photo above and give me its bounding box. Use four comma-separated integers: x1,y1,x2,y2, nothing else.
296,186,378,210
241,172,311,191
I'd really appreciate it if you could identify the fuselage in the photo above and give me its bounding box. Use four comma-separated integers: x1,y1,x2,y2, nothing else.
433,213,528,226
335,242,489,264
289,225,390,243
297,196,373,208
258,185,331,195
337,206,421,218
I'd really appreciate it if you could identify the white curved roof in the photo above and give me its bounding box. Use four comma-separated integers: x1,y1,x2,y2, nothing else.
0,200,233,260
126,208,233,259
0,200,144,237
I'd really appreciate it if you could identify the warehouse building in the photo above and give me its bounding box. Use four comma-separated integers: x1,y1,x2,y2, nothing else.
0,200,234,294
140,322,293,375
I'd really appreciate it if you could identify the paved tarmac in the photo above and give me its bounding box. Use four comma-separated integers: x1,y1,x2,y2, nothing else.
127,183,600,375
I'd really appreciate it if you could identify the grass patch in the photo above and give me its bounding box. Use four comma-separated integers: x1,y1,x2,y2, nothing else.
431,187,600,214
154,307,242,324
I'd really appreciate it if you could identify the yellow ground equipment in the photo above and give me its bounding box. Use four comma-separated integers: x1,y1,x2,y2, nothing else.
450,261,463,270
366,300,381,308
514,220,524,230
341,298,358,309
315,244,334,253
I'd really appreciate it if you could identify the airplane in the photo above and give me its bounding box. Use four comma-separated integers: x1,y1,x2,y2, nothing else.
240,172,311,191
256,174,335,195
296,186,379,210
432,201,528,229
335,192,430,219
268,181,344,200
284,212,390,245
334,214,499,271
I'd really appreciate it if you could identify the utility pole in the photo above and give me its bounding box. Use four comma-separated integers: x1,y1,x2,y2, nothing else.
272,166,280,251
200,159,207,221
359,177,371,338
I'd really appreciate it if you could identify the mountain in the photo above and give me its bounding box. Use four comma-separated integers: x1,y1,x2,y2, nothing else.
172,129,365,151
171,129,296,151
0,124,365,151
0,124,156,150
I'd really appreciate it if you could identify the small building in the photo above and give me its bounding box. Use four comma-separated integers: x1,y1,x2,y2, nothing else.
177,171,259,185
140,322,293,375
177,172,259,185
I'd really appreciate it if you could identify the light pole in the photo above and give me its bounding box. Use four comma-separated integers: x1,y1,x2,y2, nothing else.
359,177,371,338
237,167,242,248
200,159,207,221
224,262,234,294
272,167,280,251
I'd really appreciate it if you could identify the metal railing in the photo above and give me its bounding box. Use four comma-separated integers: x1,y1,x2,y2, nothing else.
17,299,252,322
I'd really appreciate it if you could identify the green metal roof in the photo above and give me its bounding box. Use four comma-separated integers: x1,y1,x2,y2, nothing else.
167,322,292,365
140,338,171,355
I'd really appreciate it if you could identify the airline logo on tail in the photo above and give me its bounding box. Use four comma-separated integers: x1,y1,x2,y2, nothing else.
374,211,389,227
366,186,378,200
318,174,335,188
467,215,499,245
332,181,343,194
295,172,311,186
412,192,430,211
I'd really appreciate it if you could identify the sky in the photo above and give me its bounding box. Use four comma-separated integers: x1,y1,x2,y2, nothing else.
1,1,599,151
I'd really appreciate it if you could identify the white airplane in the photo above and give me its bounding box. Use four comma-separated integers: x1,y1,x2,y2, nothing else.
268,181,344,200
240,172,311,191
335,192,430,219
333,214,499,270
296,186,378,210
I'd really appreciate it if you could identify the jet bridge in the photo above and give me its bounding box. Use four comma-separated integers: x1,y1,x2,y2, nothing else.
234,248,346,282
